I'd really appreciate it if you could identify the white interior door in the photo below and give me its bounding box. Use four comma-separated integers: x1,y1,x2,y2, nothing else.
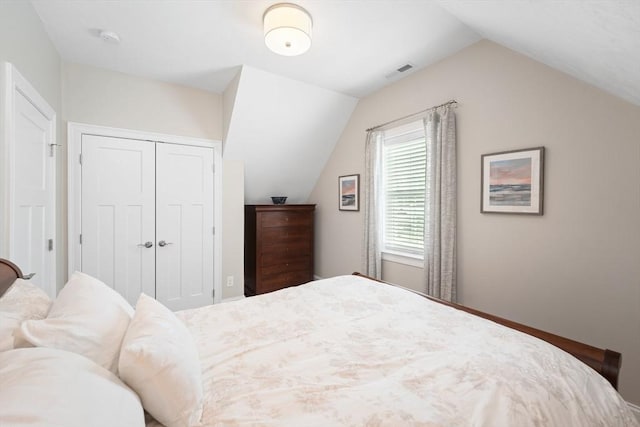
81,135,156,306
156,143,214,310
2,64,57,298
11,88,56,297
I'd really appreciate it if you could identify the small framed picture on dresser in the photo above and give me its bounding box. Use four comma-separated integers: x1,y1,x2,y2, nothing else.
339,174,359,211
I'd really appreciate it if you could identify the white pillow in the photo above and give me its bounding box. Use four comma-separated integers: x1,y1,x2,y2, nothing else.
15,271,134,373
0,347,144,427
119,293,204,427
0,279,51,352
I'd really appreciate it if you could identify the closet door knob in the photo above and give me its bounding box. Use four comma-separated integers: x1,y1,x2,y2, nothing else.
158,240,173,247
138,241,153,248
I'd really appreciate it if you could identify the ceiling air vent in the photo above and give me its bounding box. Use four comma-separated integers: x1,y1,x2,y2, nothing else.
385,63,414,80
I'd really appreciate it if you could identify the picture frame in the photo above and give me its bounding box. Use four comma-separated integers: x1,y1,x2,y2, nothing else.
338,174,360,211
481,147,544,215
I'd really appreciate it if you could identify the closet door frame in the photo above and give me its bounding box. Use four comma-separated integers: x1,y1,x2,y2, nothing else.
67,122,222,303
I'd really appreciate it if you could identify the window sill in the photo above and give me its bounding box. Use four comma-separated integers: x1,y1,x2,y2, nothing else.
382,251,423,268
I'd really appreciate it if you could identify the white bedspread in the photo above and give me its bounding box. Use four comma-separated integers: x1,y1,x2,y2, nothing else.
149,275,637,426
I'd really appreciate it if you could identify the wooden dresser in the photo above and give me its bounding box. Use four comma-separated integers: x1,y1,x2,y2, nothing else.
244,204,315,296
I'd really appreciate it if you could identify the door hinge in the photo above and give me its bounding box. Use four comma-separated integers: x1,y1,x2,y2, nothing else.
49,144,60,157
212,288,215,298
212,226,215,235
79,234,82,244
79,153,82,165
48,239,53,251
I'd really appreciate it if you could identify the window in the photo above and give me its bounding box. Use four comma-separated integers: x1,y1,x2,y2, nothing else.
381,120,426,261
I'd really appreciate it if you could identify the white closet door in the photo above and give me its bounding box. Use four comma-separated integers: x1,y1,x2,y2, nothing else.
12,91,56,297
81,135,156,306
156,143,214,311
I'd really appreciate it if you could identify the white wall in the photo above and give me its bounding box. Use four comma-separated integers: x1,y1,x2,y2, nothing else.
63,62,222,139
221,74,245,300
0,1,63,285
61,63,245,298
221,160,244,300
0,2,60,114
224,65,357,204
308,40,640,404
222,68,241,145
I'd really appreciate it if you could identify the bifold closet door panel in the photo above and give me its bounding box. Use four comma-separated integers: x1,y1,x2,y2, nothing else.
81,135,156,306
155,143,214,311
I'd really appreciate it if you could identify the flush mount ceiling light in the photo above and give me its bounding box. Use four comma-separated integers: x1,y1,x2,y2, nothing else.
263,3,312,56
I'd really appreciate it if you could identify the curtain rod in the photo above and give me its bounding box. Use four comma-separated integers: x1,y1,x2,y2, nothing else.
365,99,457,132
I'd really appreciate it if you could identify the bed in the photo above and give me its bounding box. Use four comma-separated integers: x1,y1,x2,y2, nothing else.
0,258,637,426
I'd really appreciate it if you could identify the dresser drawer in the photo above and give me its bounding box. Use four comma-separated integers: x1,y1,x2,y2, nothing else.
260,238,311,254
261,226,311,245
260,211,312,228
260,257,312,276
261,246,310,266
258,270,312,294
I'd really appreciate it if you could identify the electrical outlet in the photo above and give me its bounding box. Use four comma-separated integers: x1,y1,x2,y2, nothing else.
226,276,234,287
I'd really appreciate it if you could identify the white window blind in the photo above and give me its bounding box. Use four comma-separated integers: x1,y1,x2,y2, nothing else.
381,121,426,257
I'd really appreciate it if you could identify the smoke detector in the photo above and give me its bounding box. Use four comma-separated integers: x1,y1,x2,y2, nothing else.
99,30,121,44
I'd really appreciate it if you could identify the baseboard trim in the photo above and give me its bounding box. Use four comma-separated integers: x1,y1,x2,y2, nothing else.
628,401,640,421
221,295,246,303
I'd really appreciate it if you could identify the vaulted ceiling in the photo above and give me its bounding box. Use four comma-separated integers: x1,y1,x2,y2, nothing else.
32,0,640,104
31,0,481,98
31,0,640,203
439,0,640,107
222,66,357,204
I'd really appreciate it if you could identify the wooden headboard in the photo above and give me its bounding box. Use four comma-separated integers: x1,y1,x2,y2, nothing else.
0,258,23,297
352,272,622,391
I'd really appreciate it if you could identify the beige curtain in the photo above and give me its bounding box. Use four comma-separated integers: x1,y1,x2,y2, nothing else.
423,106,457,302
361,130,383,279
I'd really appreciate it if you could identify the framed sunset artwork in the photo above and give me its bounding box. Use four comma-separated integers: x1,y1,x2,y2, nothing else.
481,147,544,215
339,174,359,211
